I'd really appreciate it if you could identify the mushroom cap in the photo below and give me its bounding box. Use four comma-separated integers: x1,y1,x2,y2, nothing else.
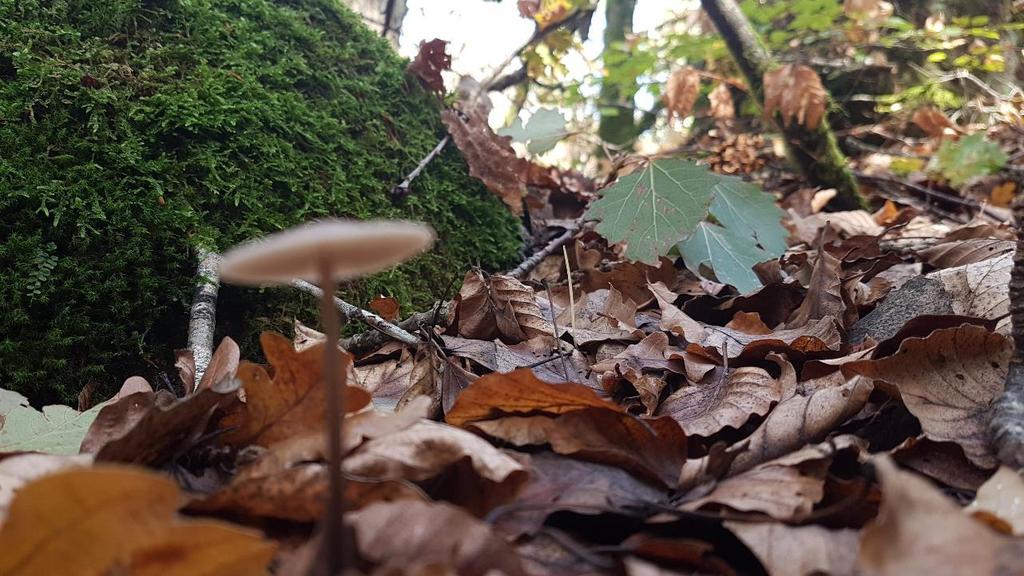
218,219,435,285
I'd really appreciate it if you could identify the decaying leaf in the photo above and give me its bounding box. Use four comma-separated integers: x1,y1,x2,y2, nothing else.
407,38,451,95
452,271,551,343
442,106,529,214
920,239,1015,269
912,106,959,138
859,456,1024,576
664,67,701,122
0,452,92,521
0,466,276,575
965,466,1024,535
847,323,1009,468
658,365,783,438
727,522,859,576
708,82,736,121
217,332,370,447
350,500,526,576
763,64,827,129
0,398,109,455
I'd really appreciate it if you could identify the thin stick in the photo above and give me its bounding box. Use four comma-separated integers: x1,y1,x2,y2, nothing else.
508,224,580,279
292,279,421,348
543,281,573,383
187,249,221,389
853,170,1007,223
562,245,577,336
318,261,346,575
390,135,450,198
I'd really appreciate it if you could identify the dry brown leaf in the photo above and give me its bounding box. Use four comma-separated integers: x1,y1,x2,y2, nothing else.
920,239,1014,269
727,522,859,576
452,271,551,343
174,349,196,393
728,376,872,474
859,456,1024,576
787,243,844,328
763,64,827,129
494,452,668,536
708,82,735,121
557,288,641,346
684,437,860,521
966,466,1024,535
84,379,239,466
217,332,370,448
0,466,276,576
927,251,1010,331
368,296,401,322
847,323,1009,468
579,257,676,305
664,67,701,122
658,365,783,438
441,335,592,387
890,436,992,491
442,107,529,214
407,38,451,95
350,500,526,576
912,106,960,138
197,337,241,391
651,282,841,358
446,367,619,426
594,332,681,413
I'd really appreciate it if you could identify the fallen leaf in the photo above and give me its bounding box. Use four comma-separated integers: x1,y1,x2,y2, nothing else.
452,271,551,343
728,375,872,474
658,365,783,438
727,522,859,576
787,242,844,328
664,67,701,121
927,252,1010,331
763,64,827,129
594,332,681,413
441,335,592,386
350,500,526,576
847,324,1008,468
197,337,241,391
920,239,1015,269
217,332,370,448
965,466,1024,535
859,456,1024,576
88,378,242,466
912,106,959,138
556,288,641,346
446,368,619,427
0,399,109,455
407,38,451,95
890,436,992,491
369,296,401,322
0,466,276,575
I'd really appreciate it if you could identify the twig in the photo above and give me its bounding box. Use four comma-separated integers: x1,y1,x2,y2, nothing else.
853,170,1007,223
342,301,449,355
543,281,573,383
187,249,221,387
390,135,450,198
291,279,422,349
563,245,578,336
508,224,580,279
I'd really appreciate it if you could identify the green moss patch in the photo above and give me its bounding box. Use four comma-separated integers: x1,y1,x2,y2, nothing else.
0,0,522,404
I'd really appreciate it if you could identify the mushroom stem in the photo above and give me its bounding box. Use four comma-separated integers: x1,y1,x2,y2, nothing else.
318,258,347,575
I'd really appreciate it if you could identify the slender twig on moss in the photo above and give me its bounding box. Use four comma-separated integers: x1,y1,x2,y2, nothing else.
290,279,422,349
187,249,221,389
390,135,450,199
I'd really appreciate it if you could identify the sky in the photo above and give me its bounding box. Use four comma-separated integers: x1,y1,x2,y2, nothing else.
398,0,685,129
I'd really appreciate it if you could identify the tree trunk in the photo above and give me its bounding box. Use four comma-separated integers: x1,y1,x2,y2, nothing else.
598,0,640,147
700,0,866,210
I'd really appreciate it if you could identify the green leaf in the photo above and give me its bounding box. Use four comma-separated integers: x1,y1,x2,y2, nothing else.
0,399,107,455
0,388,30,418
585,159,786,292
498,107,569,154
930,133,1008,187
680,222,771,294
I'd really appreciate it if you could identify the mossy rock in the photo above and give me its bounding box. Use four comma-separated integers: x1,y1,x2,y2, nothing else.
0,0,522,405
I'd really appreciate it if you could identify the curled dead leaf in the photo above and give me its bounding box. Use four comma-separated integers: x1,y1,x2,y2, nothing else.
763,64,827,129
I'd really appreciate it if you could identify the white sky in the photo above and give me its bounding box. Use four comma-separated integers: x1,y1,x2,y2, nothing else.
399,0,685,128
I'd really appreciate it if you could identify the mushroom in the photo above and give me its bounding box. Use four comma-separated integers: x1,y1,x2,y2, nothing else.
218,218,434,575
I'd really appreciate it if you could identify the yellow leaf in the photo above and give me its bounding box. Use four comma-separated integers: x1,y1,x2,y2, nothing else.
0,466,276,576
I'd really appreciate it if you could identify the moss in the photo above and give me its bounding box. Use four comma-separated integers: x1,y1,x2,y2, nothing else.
0,0,522,404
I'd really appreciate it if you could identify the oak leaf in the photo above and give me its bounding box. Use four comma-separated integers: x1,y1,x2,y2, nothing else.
0,466,276,576
217,332,370,447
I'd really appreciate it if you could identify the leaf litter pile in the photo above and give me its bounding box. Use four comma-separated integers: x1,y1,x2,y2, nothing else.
5,56,1024,576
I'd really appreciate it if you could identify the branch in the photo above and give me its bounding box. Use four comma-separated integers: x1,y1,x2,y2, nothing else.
391,135,450,199
343,301,450,356
508,223,580,279
290,279,423,349
187,249,221,386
